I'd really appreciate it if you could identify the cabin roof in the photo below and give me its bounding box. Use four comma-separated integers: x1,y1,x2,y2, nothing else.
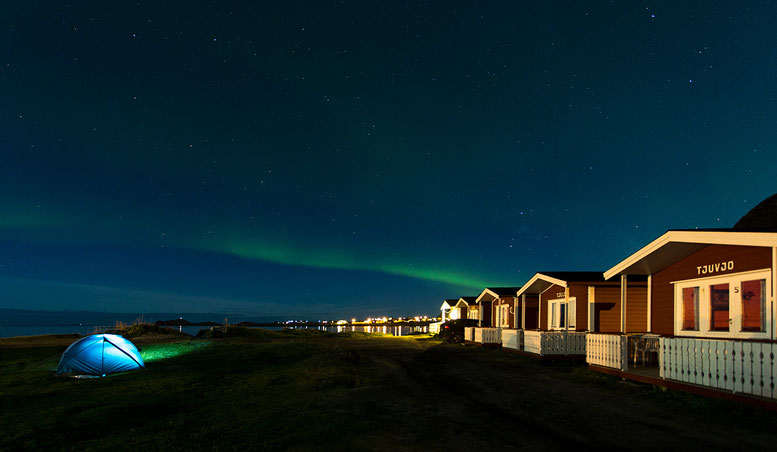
454,298,472,308
535,271,606,282
440,298,458,309
672,227,777,232
604,230,777,280
457,296,477,305
516,271,609,297
488,287,523,296
474,287,522,303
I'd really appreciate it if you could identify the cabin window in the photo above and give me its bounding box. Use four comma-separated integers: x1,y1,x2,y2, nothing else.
674,269,770,339
500,305,510,327
559,304,566,328
681,287,699,331
555,303,565,328
709,283,729,331
550,303,557,328
741,279,766,332
548,298,576,330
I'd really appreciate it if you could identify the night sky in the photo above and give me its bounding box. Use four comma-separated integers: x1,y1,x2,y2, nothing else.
2,2,776,318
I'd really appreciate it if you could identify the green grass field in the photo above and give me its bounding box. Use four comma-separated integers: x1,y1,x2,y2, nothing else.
2,329,777,451
1,329,393,450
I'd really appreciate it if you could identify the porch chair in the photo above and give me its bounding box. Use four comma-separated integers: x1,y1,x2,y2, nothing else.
633,333,660,366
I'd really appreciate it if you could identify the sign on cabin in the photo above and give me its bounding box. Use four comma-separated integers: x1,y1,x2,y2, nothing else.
556,292,564,298
696,261,734,276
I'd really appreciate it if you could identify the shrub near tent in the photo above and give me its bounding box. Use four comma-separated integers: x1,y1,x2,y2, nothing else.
56,334,145,377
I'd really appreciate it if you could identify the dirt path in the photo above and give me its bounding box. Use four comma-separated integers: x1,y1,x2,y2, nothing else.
346,339,777,451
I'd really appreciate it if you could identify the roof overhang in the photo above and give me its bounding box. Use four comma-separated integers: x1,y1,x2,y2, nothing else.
456,297,474,308
475,288,502,303
440,300,454,309
517,273,568,298
604,230,777,280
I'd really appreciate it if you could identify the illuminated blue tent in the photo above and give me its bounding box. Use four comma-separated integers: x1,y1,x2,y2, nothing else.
56,334,145,377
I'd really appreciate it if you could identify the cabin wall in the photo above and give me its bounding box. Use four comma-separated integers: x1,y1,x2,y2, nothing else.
626,285,648,333
538,284,593,331
569,284,588,331
509,297,517,328
524,295,539,329
651,244,772,335
539,284,565,331
594,286,621,333
481,301,493,326
539,284,555,330
508,297,516,328
491,297,516,328
513,298,521,329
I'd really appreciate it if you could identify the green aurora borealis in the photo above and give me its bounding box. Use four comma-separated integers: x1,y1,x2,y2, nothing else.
2,1,777,317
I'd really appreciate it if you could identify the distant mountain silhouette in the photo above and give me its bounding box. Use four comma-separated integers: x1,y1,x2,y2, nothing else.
734,193,777,230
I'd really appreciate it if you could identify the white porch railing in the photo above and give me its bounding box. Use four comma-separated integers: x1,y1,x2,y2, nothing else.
464,327,475,342
587,333,628,371
474,328,483,343
502,329,523,350
480,327,501,344
660,338,777,400
524,330,586,356
429,321,443,334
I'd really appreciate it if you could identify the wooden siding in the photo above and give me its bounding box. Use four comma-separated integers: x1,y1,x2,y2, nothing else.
539,284,565,330
568,284,588,332
524,295,539,329
511,297,517,329
594,286,621,333
651,245,772,335
626,285,648,332
491,297,516,329
538,284,593,331
481,301,492,326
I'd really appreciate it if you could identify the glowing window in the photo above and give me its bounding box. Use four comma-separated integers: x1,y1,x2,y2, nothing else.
709,283,729,331
741,279,766,332
681,287,699,331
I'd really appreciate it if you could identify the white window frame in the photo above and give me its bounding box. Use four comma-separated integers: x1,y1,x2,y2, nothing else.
678,286,700,332
673,269,771,339
499,304,510,328
547,297,576,330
